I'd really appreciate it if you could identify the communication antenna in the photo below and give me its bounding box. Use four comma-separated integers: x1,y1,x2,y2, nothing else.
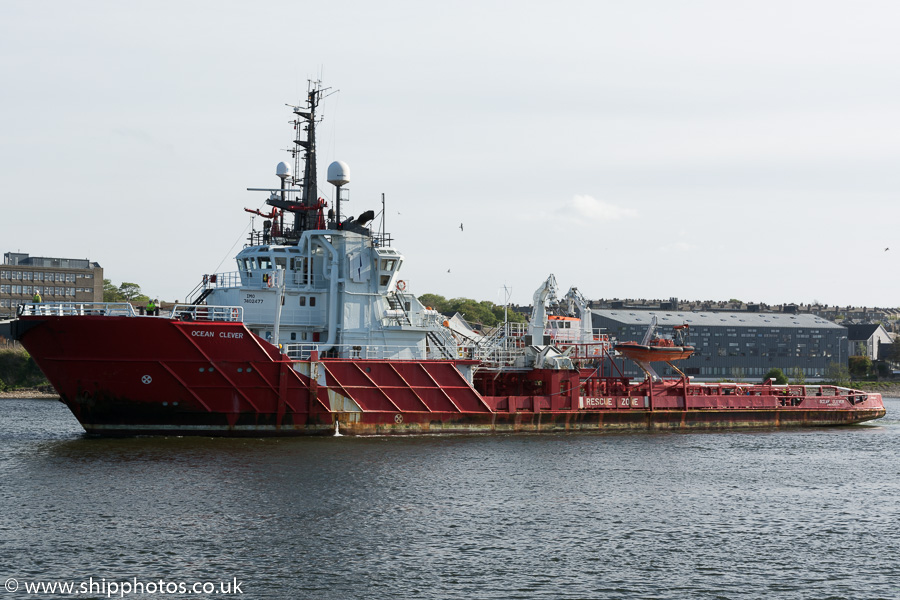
502,284,512,340
327,160,350,225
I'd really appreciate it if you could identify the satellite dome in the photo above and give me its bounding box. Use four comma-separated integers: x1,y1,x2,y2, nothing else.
327,160,350,187
276,161,291,179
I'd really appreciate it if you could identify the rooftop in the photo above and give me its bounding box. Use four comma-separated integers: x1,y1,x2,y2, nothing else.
3,252,100,270
592,308,844,329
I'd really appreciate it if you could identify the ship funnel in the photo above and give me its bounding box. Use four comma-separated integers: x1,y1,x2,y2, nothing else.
327,161,350,187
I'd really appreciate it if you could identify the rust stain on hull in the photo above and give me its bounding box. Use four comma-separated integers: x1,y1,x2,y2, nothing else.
75,406,886,437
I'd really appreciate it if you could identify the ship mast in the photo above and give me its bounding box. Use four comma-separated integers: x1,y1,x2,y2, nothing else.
245,81,335,245
291,83,320,234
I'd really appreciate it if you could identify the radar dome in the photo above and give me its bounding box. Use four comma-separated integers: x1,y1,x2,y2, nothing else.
327,160,350,187
276,161,291,179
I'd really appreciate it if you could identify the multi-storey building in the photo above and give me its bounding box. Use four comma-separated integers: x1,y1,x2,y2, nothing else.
592,308,847,382
0,252,103,318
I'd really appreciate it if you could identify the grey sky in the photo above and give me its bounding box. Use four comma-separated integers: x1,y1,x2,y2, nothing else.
2,1,897,308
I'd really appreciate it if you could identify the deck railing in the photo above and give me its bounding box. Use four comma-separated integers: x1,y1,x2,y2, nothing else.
18,302,244,323
204,271,318,290
282,343,436,361
18,302,138,317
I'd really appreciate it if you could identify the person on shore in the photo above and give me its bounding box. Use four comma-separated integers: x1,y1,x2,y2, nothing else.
32,291,42,303
147,298,157,316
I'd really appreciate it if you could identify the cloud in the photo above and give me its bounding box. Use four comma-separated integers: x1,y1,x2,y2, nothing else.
660,241,696,252
565,194,639,222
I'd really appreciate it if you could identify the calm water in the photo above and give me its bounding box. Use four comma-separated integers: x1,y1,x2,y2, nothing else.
1,398,899,600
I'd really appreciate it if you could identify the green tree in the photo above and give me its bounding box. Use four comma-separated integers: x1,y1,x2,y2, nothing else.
788,366,806,385
418,293,448,311
104,281,150,304
890,342,900,366
118,282,145,301
418,294,526,327
103,278,122,302
763,368,788,385
492,305,527,324
824,362,850,386
848,355,872,378
0,348,47,389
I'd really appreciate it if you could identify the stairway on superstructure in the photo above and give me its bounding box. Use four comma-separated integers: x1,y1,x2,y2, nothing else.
387,293,412,325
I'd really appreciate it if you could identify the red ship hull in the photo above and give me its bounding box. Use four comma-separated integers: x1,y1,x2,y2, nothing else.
13,315,886,436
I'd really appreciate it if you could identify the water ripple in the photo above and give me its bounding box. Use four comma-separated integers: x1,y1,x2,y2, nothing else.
1,397,898,598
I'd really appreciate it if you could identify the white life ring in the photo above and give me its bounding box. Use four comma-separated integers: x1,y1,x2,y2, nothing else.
396,280,407,292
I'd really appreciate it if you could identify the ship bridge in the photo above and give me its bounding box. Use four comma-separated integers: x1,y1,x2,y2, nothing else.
235,245,309,288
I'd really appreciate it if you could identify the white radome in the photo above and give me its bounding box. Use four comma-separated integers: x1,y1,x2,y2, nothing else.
276,161,291,179
327,160,350,187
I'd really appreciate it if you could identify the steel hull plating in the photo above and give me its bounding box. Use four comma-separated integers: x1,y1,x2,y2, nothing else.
70,408,887,437
16,315,886,436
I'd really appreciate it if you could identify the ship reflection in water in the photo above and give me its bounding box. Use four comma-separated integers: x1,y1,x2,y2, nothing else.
1,397,898,599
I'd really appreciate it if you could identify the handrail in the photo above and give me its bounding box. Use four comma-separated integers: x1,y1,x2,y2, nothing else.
202,271,318,290
17,302,244,323
168,305,244,322
283,343,437,361
18,302,137,317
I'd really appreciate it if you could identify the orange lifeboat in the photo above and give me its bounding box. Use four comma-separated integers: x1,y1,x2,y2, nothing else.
613,338,695,363
614,323,694,363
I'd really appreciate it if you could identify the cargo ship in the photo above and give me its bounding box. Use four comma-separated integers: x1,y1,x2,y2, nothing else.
11,84,886,435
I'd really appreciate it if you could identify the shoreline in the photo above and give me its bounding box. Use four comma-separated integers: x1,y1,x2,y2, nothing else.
854,383,900,397
0,389,59,399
